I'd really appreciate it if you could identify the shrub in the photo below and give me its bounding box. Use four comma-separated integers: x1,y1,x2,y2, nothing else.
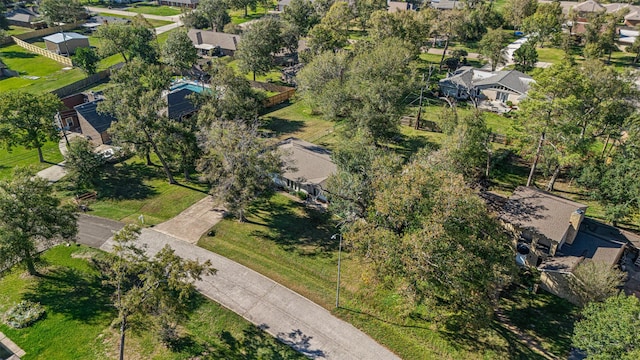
3,300,46,328
295,191,308,201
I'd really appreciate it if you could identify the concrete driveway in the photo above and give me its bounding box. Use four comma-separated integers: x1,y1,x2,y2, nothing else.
76,214,124,248
152,196,224,244
100,229,400,360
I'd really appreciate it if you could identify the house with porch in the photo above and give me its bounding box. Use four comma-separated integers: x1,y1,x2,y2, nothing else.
74,94,116,146
187,29,241,57
275,138,337,202
158,0,199,8
501,187,638,303
5,7,46,29
439,67,535,105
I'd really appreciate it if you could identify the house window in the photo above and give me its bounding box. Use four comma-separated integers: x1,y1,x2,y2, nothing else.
497,91,509,103
64,117,74,127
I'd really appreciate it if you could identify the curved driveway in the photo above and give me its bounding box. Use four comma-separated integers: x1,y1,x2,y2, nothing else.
76,215,400,359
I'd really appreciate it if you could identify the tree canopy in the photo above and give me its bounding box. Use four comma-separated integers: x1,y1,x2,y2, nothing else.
0,91,62,163
572,295,640,360
96,24,158,64
162,30,198,73
235,17,284,80
0,169,77,275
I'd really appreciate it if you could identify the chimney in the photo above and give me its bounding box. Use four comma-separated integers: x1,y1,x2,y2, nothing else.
565,209,585,245
195,31,203,45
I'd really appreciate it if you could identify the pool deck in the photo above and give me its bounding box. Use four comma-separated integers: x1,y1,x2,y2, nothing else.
0,332,25,359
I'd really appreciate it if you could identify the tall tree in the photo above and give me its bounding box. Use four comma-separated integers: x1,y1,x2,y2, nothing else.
522,2,563,48
198,0,231,32
503,0,537,29
513,41,538,72
162,30,198,73
0,169,77,275
346,155,515,326
281,0,320,36
568,260,627,306
64,137,105,190
40,0,86,25
181,8,210,30
235,17,283,80
368,8,433,52
198,62,265,125
572,295,640,360
351,0,386,31
307,0,351,54
73,47,100,76
95,24,158,64
0,91,62,163
440,110,492,182
99,60,177,184
298,38,416,142
230,0,258,17
478,27,507,71
197,120,282,221
104,224,213,360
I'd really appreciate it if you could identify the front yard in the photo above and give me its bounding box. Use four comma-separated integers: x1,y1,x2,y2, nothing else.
0,141,63,180
0,245,305,359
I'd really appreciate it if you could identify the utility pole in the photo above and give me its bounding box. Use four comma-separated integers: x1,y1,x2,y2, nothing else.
415,66,435,130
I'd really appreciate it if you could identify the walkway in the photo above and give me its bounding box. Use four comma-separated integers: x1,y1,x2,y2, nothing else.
35,133,74,183
75,214,399,359
152,196,224,244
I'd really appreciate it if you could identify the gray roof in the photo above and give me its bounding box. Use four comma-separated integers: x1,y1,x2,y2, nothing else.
502,186,588,243
6,8,41,23
278,138,337,187
43,32,89,44
474,70,534,95
573,0,605,13
167,88,199,120
75,99,116,134
440,66,475,89
187,29,241,51
387,1,410,12
430,0,464,10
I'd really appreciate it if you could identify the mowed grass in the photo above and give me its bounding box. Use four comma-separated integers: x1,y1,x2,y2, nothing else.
0,141,63,180
60,158,208,225
198,193,550,360
0,245,306,360
262,100,337,145
0,44,86,93
5,26,33,36
127,5,182,17
230,5,272,24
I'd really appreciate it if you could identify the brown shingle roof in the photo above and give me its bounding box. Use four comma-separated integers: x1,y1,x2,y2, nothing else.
502,187,587,242
278,138,337,187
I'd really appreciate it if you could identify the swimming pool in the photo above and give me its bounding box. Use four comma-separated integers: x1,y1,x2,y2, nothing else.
170,82,211,94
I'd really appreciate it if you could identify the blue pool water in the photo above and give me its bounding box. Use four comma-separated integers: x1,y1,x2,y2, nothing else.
170,82,210,93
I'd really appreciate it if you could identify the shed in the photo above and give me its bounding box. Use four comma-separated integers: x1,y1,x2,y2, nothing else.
43,32,90,56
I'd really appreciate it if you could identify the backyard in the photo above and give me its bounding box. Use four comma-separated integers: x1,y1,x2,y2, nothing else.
0,245,305,359
0,141,63,180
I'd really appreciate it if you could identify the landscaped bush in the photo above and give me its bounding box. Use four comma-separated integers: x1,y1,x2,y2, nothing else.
3,300,46,328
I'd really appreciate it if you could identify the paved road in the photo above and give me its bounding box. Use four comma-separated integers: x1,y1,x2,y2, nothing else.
76,214,124,248
76,215,399,359
152,196,224,244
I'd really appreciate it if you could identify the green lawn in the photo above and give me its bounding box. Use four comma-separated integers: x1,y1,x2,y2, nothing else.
0,245,305,359
0,44,86,93
262,100,338,145
0,141,63,180
536,47,567,64
126,5,182,17
57,158,208,225
230,5,271,24
5,26,32,36
198,193,550,360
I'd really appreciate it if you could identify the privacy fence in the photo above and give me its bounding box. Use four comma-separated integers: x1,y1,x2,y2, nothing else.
12,36,73,66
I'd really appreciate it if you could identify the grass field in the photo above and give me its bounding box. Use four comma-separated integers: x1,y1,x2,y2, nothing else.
0,141,63,180
97,12,173,27
55,156,208,225
230,5,272,25
198,193,559,360
5,26,32,36
0,245,305,359
126,4,182,17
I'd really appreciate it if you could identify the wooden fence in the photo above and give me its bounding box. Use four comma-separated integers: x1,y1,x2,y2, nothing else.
51,62,124,98
250,81,296,108
0,22,83,46
12,36,73,66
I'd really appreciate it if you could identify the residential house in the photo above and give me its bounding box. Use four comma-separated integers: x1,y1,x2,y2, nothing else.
275,138,337,202
158,0,199,9
74,94,116,146
187,29,241,57
276,0,292,12
56,93,86,133
164,81,208,120
5,7,46,29
43,32,90,56
439,67,535,105
387,1,414,12
429,0,464,10
501,187,637,303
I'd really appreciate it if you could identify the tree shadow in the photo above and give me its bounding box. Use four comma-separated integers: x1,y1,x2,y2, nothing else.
247,197,338,257
0,51,37,59
340,307,431,330
391,132,439,159
23,266,114,323
276,328,326,359
95,162,159,200
261,116,305,138
490,149,530,192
